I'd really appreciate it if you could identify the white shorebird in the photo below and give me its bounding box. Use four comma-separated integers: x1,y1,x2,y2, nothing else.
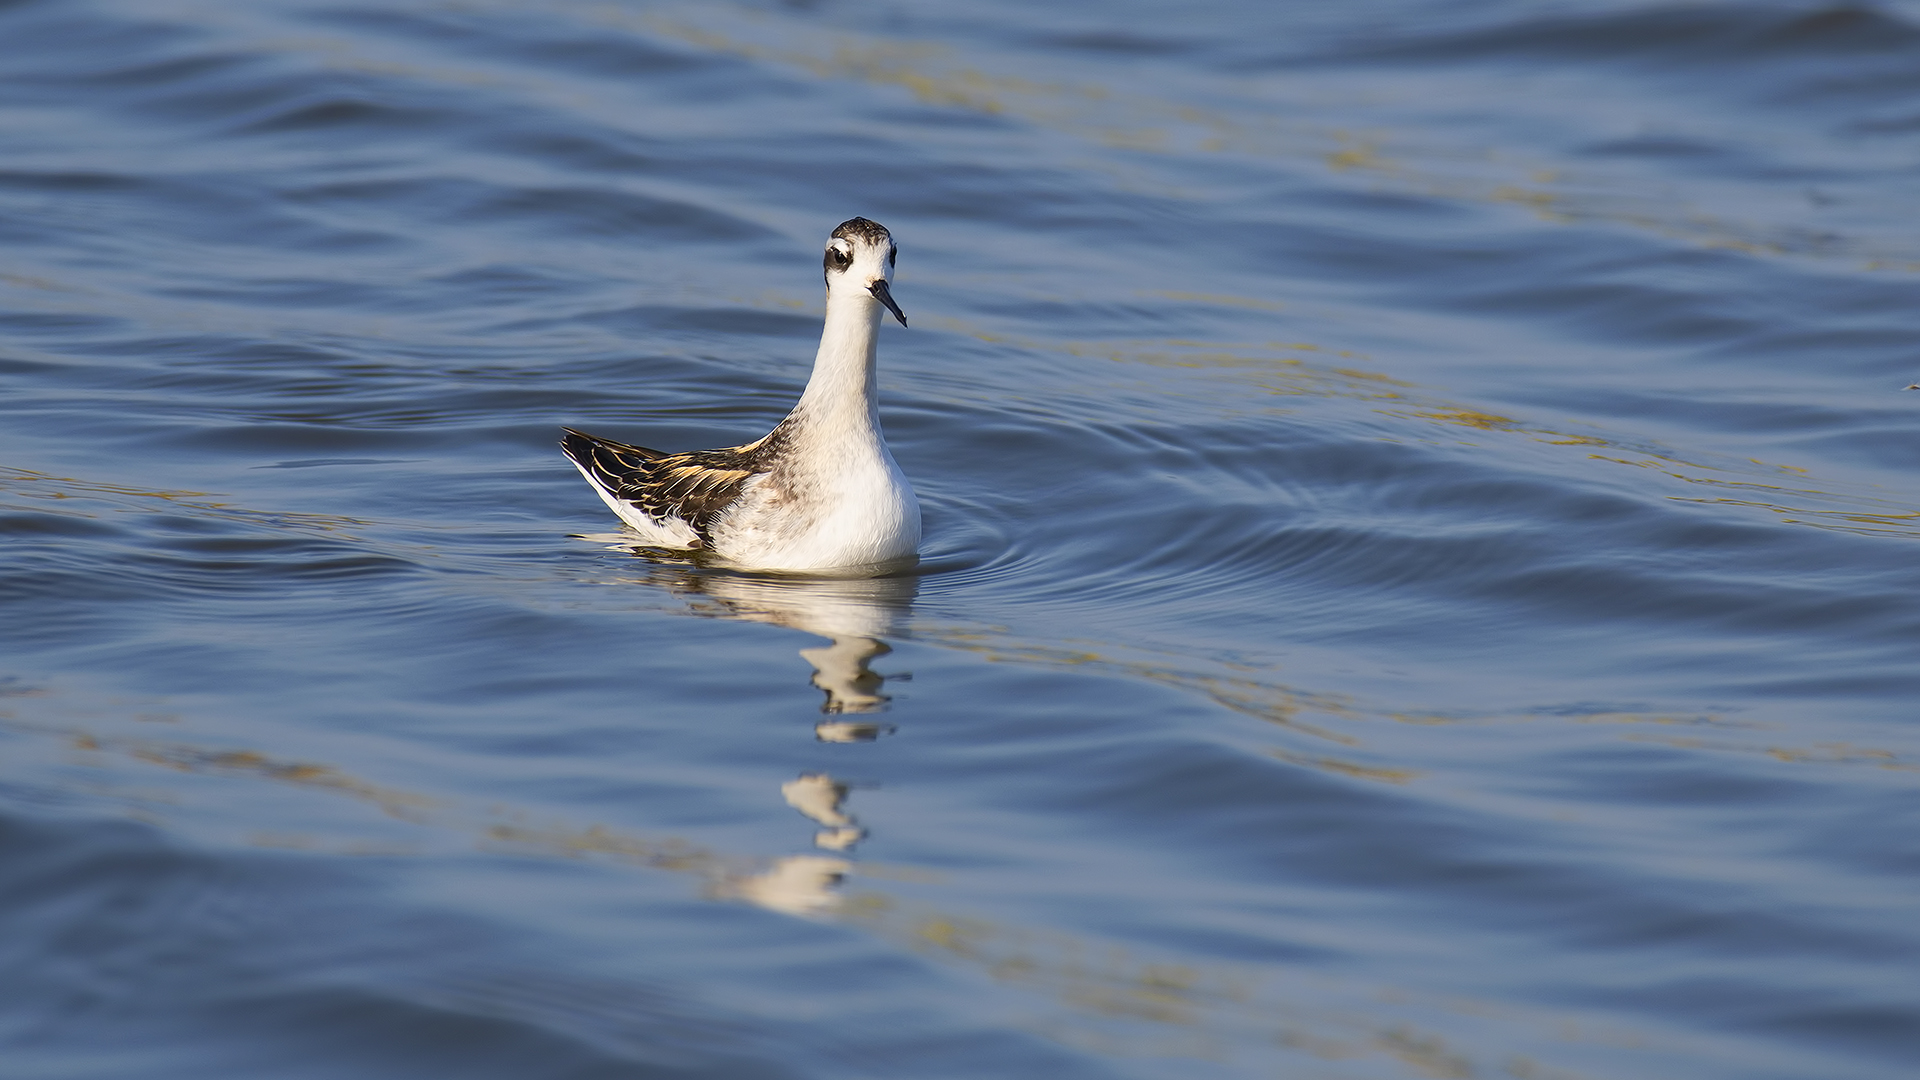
563,217,920,573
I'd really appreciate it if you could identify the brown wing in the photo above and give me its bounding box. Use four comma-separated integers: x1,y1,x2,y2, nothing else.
561,426,778,543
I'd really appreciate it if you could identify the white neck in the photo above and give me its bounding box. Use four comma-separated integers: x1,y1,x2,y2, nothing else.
792,289,883,436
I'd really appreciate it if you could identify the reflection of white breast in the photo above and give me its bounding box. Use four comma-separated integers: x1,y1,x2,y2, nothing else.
689,562,917,640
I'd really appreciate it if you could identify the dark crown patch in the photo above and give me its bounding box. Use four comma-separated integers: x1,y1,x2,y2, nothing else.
831,217,892,245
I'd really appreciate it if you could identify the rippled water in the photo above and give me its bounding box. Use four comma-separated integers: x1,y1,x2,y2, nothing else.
3,1,1918,1076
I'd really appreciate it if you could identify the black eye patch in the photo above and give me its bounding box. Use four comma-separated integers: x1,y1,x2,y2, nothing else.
824,247,853,273
888,247,896,268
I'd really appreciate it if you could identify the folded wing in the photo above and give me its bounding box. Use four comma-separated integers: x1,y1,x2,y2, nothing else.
561,427,769,548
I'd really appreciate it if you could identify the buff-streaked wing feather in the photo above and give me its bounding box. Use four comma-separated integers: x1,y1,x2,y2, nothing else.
561,427,665,475
561,426,773,542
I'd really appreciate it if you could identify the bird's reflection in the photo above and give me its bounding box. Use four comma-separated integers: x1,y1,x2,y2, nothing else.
582,537,917,916
782,772,863,851
717,853,852,918
804,636,893,718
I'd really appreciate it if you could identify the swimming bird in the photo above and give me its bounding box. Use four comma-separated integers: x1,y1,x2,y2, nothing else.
562,217,920,573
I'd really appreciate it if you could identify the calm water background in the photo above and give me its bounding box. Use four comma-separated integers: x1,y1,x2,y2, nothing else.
2,0,1917,1076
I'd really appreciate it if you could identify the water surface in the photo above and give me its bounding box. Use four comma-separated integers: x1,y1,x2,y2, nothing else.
2,1,1918,1077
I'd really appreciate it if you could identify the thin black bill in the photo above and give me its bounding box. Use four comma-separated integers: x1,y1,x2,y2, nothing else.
869,278,908,327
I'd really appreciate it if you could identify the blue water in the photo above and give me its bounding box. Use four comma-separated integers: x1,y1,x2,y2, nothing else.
2,1,1917,1077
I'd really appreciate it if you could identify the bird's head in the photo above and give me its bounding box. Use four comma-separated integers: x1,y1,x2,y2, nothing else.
823,217,905,327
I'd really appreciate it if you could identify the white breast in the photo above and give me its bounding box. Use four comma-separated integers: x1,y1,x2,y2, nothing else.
710,447,920,572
